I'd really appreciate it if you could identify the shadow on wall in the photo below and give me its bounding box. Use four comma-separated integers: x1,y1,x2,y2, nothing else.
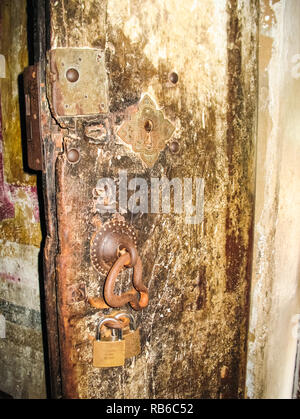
8,0,50,399
0,389,13,399
17,0,51,398
17,68,51,399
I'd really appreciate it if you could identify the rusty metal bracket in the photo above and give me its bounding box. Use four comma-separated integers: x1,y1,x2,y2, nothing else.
47,48,108,118
23,64,43,171
66,283,86,304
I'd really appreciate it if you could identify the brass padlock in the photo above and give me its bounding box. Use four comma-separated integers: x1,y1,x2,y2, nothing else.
114,312,141,359
93,317,125,368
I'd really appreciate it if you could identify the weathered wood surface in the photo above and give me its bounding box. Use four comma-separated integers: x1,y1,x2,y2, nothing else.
47,0,258,398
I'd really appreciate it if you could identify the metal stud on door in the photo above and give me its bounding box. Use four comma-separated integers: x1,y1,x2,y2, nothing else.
93,317,125,368
114,312,141,359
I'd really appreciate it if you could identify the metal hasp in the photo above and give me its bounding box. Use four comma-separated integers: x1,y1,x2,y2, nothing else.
117,94,175,167
47,48,108,117
23,64,43,171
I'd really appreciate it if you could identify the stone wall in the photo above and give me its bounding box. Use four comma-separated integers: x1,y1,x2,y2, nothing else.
246,0,300,399
0,0,46,399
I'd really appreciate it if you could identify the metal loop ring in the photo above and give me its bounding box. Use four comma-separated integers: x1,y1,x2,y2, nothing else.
96,317,123,340
114,312,136,330
104,251,149,311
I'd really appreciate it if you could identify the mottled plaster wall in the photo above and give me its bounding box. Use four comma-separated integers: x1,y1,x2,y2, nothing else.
246,0,300,399
0,0,46,399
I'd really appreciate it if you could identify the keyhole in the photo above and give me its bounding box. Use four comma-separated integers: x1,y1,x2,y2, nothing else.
144,119,153,132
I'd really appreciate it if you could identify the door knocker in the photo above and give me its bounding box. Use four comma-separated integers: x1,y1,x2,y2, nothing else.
89,217,149,311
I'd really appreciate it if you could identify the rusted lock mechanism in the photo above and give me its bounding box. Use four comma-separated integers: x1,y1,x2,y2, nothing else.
90,218,149,311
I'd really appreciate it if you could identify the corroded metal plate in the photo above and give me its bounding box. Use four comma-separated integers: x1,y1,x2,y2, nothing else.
117,94,175,167
48,48,108,117
90,218,137,275
24,64,43,170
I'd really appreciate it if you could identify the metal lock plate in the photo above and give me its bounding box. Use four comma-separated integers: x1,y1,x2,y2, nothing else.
23,64,43,171
90,217,137,275
48,48,108,117
117,94,175,167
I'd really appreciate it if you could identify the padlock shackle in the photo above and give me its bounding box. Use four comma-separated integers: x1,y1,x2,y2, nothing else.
114,312,136,331
96,317,123,341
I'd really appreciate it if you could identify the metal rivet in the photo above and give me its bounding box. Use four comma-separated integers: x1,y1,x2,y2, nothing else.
66,68,79,82
169,141,180,154
67,148,80,163
169,71,178,84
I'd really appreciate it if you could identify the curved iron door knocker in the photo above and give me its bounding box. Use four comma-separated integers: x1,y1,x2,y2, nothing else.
104,252,148,311
90,217,149,311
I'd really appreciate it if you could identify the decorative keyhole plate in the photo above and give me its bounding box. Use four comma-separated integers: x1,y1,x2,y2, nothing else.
117,94,175,167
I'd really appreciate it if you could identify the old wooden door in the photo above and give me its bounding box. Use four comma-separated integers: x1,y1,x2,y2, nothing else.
35,0,257,399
